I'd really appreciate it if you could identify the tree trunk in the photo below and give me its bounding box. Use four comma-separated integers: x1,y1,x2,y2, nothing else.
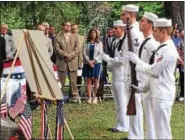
31,1,37,27
164,1,184,29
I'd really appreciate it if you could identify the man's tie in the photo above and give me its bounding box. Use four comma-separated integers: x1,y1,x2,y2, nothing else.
108,38,112,47
138,38,151,58
64,34,69,42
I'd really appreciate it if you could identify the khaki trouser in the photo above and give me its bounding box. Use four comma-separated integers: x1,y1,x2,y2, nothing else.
59,70,78,99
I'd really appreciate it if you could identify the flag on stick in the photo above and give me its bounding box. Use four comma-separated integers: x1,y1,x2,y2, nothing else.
18,103,32,140
55,99,64,140
1,93,7,119
9,84,26,119
41,100,49,139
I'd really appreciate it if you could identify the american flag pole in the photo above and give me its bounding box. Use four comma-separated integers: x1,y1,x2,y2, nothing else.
9,84,26,119
49,98,74,140
5,92,8,118
18,103,32,140
54,99,74,140
0,93,7,119
55,99,64,140
45,99,54,139
41,100,49,139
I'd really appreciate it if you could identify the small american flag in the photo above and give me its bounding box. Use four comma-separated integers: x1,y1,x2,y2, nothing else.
55,99,64,140
9,84,26,119
18,103,32,140
41,100,49,139
1,93,7,119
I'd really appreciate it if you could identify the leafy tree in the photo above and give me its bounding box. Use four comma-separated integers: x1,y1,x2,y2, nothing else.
164,1,184,29
1,1,180,36
107,1,164,27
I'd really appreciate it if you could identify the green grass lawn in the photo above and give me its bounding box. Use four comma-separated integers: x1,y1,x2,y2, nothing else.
32,100,184,139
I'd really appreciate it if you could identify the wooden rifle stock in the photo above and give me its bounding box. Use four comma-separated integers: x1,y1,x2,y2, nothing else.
126,18,138,115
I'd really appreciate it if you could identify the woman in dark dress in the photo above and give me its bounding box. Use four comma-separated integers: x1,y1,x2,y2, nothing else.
82,28,103,104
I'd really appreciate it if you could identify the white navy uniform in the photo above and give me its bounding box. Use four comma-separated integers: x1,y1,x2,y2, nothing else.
1,34,16,59
124,22,144,139
135,39,178,139
106,35,129,132
138,35,159,139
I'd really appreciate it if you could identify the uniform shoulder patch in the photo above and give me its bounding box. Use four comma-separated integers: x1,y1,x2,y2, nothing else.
134,38,140,47
157,55,163,62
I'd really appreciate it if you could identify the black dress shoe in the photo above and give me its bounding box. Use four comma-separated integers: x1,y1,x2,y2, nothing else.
107,128,121,133
121,138,128,140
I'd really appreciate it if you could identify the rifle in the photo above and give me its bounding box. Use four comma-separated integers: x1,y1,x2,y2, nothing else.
126,18,138,115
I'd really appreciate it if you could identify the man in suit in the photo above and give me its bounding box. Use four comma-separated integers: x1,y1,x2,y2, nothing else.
0,23,16,60
104,28,114,56
49,25,57,64
37,24,53,58
0,36,6,77
42,22,50,37
55,21,80,103
71,24,85,96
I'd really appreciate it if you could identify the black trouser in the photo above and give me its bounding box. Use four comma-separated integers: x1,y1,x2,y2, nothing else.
51,52,56,64
77,76,82,96
102,61,108,81
0,61,3,78
180,71,184,97
96,61,108,99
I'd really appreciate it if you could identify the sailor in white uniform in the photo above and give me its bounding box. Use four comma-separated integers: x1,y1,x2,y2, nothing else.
121,4,144,139
138,11,159,139
103,20,129,132
127,18,179,139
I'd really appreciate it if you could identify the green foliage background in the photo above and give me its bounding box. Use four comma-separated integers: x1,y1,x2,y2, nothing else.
0,1,165,36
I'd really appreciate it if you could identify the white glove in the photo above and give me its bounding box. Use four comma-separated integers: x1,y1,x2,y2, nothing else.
132,84,143,93
107,59,113,72
126,51,140,64
101,53,112,62
132,84,150,93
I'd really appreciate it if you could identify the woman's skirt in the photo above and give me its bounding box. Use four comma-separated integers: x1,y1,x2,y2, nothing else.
82,63,101,78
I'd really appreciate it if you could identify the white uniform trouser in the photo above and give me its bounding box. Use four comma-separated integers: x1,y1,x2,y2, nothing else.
142,92,156,139
128,93,144,139
111,80,129,132
152,98,174,139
